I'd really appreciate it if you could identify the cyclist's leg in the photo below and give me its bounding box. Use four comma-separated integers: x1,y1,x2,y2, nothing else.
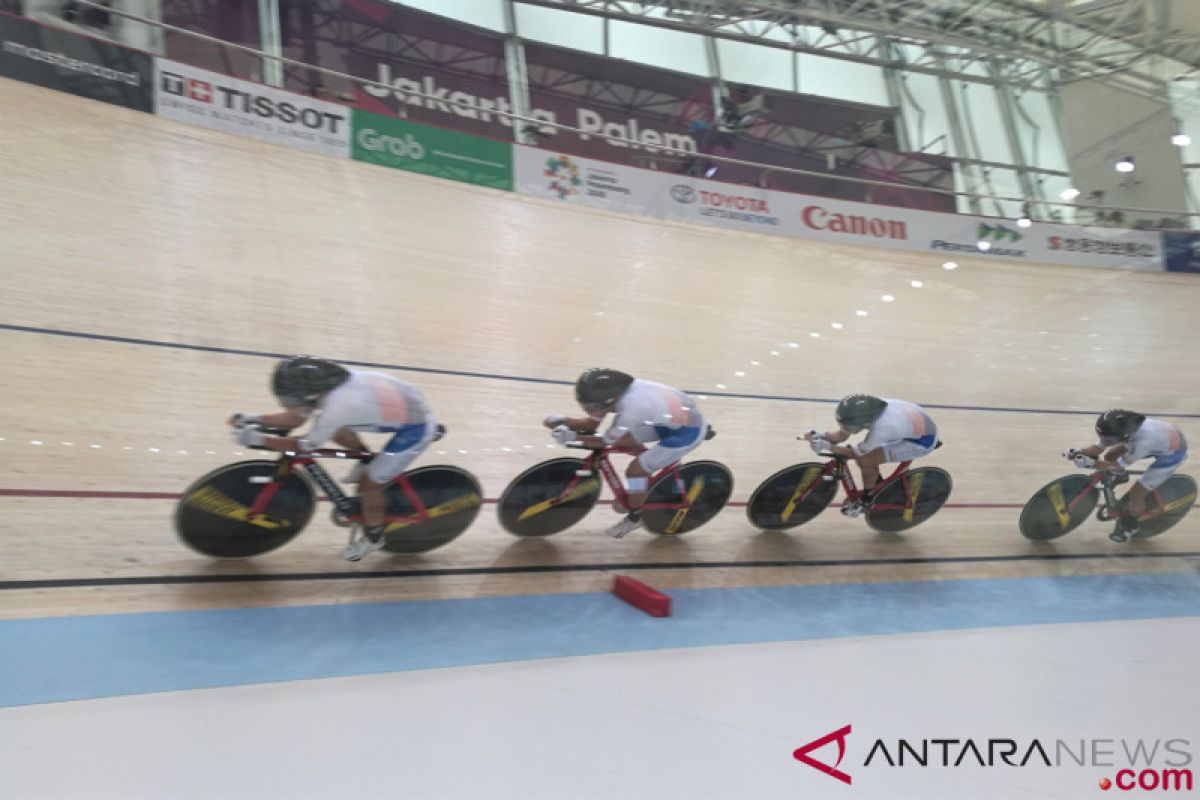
608,426,702,538
364,419,438,519
635,427,705,506
845,440,935,516
853,447,886,492
1128,454,1185,517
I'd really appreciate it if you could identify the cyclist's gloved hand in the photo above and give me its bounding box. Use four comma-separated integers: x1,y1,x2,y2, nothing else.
1073,453,1097,469
551,425,577,445
230,412,262,428
808,432,831,453
543,414,567,429
234,424,267,447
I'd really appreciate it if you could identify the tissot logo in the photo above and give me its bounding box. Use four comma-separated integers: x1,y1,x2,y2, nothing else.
189,80,212,103
670,184,696,203
794,724,853,785
161,72,212,103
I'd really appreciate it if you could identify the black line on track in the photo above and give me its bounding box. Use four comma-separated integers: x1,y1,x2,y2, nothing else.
4,551,1199,590
3,323,1198,418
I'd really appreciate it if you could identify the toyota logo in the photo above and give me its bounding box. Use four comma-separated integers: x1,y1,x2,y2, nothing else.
670,184,696,203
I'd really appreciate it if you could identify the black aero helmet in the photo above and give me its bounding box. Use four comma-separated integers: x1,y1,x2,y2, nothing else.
575,368,634,410
836,394,888,432
1095,409,1145,443
272,356,351,407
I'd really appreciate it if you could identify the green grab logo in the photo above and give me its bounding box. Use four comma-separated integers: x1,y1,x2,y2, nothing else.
350,109,513,190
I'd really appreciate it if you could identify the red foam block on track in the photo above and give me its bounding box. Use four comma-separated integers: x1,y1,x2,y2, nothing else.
612,575,672,617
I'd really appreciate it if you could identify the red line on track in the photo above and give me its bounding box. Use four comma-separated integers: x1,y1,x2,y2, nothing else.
8,489,1198,512
0,488,1035,508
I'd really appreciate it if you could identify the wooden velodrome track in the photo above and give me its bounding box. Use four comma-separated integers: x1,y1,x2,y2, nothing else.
1,76,1197,620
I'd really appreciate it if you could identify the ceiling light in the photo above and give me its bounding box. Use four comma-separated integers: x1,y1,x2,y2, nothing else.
1059,188,1080,200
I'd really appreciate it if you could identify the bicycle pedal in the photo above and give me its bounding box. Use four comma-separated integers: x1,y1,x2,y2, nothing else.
1109,530,1129,543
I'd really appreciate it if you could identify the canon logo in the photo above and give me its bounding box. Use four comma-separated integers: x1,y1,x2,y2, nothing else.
699,191,769,212
801,205,907,240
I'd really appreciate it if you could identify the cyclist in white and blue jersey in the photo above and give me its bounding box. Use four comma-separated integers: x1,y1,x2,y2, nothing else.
1066,409,1189,541
229,356,438,561
546,368,706,539
804,394,939,517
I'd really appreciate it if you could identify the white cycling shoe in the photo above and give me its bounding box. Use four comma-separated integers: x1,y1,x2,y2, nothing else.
607,511,643,539
342,526,386,561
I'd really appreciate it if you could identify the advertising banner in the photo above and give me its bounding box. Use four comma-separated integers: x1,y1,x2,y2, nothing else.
0,12,152,111
920,217,1161,270
516,148,657,216
154,58,350,158
1161,231,1200,273
516,147,1163,270
351,109,512,190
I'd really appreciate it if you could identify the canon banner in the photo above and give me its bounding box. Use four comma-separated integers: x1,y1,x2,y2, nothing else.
515,147,1162,270
154,59,350,157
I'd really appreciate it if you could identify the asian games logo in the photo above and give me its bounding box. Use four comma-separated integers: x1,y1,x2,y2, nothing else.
543,155,581,198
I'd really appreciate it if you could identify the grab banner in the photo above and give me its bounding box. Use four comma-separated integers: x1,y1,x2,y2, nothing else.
351,109,512,190
154,59,350,158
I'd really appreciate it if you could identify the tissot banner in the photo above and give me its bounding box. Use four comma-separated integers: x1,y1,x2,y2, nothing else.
0,12,152,111
154,58,350,158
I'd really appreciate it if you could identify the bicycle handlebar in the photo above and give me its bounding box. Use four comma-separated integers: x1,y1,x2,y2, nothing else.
560,426,716,452
240,424,446,457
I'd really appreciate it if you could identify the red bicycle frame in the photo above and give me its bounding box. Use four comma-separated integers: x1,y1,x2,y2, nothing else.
1069,468,1168,521
243,448,434,529
570,444,695,514
820,455,915,510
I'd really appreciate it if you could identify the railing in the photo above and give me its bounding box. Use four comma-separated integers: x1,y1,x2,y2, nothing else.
44,0,1200,228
